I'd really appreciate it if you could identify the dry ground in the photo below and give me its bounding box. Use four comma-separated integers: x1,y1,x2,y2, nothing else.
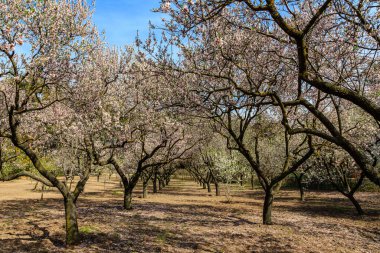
0,176,379,253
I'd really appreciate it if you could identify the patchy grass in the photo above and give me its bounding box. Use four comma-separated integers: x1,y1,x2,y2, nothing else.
156,230,172,245
111,190,124,196
0,177,379,253
79,225,98,235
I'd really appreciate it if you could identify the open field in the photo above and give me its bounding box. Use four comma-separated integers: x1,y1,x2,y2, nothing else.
0,177,379,253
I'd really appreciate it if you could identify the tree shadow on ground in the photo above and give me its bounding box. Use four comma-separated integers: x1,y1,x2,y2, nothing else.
1,182,379,253
234,189,380,221
0,194,296,253
274,195,380,220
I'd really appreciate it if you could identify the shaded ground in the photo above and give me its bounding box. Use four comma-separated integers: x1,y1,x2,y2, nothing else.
0,177,379,253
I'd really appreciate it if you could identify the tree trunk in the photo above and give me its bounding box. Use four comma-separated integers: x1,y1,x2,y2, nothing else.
251,174,254,190
120,170,142,210
300,185,305,202
40,185,45,200
273,181,282,192
263,189,274,225
64,196,80,245
158,179,163,191
124,188,133,210
240,174,243,186
215,182,220,196
347,194,364,215
143,181,148,198
296,175,305,201
153,173,158,193
166,178,170,186
207,182,211,193
202,182,206,189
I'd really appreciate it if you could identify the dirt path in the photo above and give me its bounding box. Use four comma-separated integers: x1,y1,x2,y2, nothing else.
0,177,379,252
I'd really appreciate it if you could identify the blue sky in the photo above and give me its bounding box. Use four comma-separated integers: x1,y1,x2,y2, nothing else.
92,0,163,46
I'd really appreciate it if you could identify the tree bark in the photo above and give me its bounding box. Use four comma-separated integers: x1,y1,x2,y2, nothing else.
158,179,163,191
202,182,206,189
300,184,305,202
122,171,142,210
124,188,133,210
215,182,220,196
347,194,364,215
153,172,158,193
40,185,45,201
64,196,80,245
273,181,282,192
263,189,274,225
296,174,305,201
207,182,211,193
251,174,254,190
143,181,148,198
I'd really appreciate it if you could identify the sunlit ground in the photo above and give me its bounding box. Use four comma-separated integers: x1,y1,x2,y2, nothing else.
0,177,379,253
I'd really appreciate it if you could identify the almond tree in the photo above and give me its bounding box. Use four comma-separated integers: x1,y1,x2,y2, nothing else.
155,0,380,187
158,0,379,120
141,168,155,198
188,159,213,192
153,50,314,224
83,58,198,209
315,149,366,215
292,162,313,202
0,0,108,245
91,122,196,209
192,135,251,197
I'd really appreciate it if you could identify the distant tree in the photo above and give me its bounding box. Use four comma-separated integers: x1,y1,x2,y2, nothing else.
315,149,366,215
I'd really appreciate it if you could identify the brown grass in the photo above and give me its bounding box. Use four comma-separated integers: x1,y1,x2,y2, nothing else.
0,177,379,253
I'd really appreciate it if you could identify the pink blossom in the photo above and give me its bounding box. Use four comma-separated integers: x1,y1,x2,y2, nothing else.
161,2,171,13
